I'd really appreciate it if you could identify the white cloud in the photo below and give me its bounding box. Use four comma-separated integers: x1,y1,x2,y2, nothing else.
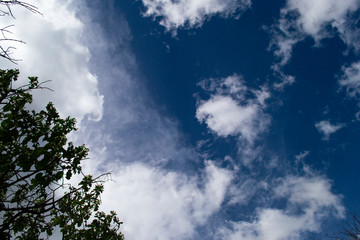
294,150,309,162
339,61,360,119
285,0,359,43
141,0,251,33
227,178,264,206
271,0,360,60
196,75,271,166
196,75,270,143
100,161,233,240
197,96,258,138
268,0,360,88
315,120,344,140
339,61,360,98
218,175,344,240
0,0,103,122
275,176,344,216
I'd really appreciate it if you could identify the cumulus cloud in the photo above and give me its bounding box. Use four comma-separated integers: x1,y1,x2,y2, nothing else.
0,0,103,122
218,175,344,240
268,0,360,88
195,75,271,166
141,0,251,33
196,75,270,143
100,161,233,240
315,120,344,140
197,96,258,138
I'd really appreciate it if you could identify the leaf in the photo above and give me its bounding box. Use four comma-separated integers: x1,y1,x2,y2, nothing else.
66,170,72,180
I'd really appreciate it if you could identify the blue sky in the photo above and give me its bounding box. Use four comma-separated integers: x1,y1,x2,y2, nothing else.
1,0,360,239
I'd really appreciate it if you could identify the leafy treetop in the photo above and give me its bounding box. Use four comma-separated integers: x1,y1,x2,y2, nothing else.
0,69,124,240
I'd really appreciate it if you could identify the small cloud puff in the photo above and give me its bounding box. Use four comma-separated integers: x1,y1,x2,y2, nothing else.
197,96,258,138
196,75,270,143
315,120,345,140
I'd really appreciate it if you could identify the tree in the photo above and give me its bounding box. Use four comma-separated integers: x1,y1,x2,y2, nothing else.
335,215,360,240
0,69,124,239
311,215,360,240
327,215,360,240
0,1,40,63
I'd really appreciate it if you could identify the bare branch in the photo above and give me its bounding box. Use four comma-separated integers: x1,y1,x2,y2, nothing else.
0,0,42,63
0,0,41,17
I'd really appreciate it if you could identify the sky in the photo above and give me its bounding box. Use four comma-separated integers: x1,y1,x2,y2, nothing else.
1,0,360,239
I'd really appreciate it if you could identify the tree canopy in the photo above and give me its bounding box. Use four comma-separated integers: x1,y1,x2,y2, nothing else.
0,69,124,239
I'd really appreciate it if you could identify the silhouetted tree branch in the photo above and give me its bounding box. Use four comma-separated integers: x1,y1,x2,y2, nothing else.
310,214,360,240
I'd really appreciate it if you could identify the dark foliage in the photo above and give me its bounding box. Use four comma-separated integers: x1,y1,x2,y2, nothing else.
0,69,124,239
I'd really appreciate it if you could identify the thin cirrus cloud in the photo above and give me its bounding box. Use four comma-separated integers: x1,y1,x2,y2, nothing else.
268,0,360,89
73,0,202,169
62,2,238,239
140,0,252,33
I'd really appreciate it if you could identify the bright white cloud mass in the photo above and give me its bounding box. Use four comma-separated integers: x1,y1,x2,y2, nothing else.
0,0,103,122
101,161,233,240
3,0,360,239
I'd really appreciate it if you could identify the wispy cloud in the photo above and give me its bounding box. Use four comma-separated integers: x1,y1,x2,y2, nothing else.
315,120,345,140
140,0,251,33
218,174,344,240
339,61,360,98
268,0,360,88
294,150,310,162
339,61,360,119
